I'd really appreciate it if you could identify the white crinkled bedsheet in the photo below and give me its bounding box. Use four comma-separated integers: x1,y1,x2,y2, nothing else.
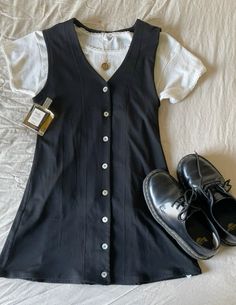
0,0,236,304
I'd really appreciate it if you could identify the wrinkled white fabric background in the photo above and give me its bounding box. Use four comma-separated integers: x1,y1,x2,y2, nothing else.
0,1,236,304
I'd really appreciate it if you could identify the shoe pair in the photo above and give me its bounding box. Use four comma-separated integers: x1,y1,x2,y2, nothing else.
143,151,236,260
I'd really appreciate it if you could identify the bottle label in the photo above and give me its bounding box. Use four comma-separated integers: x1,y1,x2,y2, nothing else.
27,108,46,127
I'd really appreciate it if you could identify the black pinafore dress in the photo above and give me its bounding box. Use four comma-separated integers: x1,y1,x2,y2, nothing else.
0,17,201,285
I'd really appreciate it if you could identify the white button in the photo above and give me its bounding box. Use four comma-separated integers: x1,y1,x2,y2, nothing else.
101,243,108,250
102,189,109,196
102,163,108,169
103,86,108,92
103,136,109,142
102,216,108,223
101,271,108,278
103,111,109,117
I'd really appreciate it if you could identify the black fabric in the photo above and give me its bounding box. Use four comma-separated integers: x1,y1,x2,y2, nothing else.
0,17,201,284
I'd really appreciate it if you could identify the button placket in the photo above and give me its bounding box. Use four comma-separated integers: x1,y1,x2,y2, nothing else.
100,84,111,283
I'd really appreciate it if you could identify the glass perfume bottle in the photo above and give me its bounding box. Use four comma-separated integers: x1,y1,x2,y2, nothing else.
22,97,55,136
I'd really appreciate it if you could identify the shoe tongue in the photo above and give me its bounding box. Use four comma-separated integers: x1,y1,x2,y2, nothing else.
185,206,200,220
182,202,201,221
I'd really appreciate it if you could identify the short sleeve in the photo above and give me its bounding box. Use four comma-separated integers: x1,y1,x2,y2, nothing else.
155,32,207,104
1,30,48,97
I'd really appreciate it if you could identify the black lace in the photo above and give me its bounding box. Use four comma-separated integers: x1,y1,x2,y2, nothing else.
194,150,232,203
171,188,200,221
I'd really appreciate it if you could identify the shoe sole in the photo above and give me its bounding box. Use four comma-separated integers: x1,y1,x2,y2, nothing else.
142,168,217,260
220,238,236,246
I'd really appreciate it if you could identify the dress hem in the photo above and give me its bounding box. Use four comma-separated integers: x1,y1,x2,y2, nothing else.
0,268,202,285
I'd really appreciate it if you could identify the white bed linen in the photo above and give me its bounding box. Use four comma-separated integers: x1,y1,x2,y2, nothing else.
0,1,236,304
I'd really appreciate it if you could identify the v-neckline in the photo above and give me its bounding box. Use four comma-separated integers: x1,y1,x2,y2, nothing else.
68,17,142,85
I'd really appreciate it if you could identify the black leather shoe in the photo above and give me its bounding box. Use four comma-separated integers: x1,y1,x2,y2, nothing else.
177,151,236,246
143,169,220,260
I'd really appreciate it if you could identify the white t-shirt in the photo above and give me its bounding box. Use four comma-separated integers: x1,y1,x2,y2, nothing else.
1,25,207,104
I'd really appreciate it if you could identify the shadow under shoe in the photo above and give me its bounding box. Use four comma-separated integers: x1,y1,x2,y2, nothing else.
143,169,220,260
